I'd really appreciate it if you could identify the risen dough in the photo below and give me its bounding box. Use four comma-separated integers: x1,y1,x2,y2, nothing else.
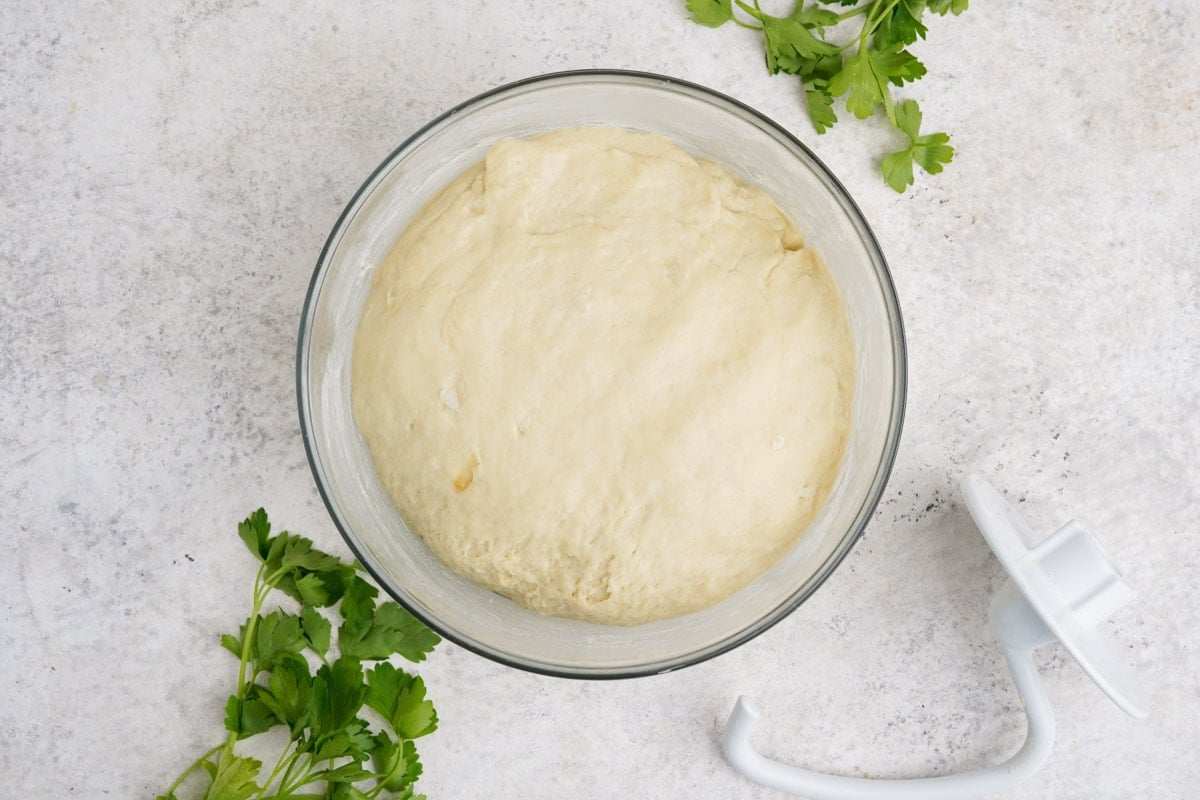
352,127,854,625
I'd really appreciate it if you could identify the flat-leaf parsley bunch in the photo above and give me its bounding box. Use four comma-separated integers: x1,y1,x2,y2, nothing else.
686,0,966,191
159,510,441,800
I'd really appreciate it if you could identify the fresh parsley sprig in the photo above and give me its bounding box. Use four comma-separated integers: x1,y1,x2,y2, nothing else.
686,0,966,191
158,509,440,800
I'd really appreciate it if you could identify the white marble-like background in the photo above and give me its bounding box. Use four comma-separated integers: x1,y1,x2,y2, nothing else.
3,1,1198,797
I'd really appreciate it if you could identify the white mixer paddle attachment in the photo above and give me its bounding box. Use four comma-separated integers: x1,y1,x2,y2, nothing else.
723,473,1148,800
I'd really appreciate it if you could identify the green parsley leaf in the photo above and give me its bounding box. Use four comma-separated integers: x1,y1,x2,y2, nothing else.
311,657,367,737
372,732,403,791
257,653,313,731
828,48,886,119
237,508,271,560
339,576,379,634
928,0,968,15
265,533,343,577
219,632,243,658
320,564,359,606
344,716,378,755
373,733,424,793
309,763,374,784
796,52,843,82
253,609,305,669
392,678,437,740
756,10,840,74
291,572,328,606
805,83,838,133
223,690,278,740
829,44,925,118
877,0,928,46
300,605,332,657
340,602,441,663
893,96,923,140
882,99,954,191
365,662,439,740
205,751,262,800
912,131,954,174
872,43,927,86
309,718,374,762
364,662,408,721
882,147,917,192
400,738,424,785
274,563,357,609
686,0,734,27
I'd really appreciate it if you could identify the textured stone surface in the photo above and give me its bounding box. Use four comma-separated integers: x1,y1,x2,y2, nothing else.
2,2,1197,797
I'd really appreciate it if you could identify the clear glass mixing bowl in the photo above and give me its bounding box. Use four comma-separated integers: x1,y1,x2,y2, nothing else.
298,70,906,678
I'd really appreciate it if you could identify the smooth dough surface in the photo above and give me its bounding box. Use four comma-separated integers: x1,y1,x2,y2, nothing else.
352,127,854,625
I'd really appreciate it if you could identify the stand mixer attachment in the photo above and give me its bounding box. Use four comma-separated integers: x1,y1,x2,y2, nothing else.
723,473,1148,800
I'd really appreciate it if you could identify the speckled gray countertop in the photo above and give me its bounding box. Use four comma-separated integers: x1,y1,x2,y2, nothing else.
3,2,1198,797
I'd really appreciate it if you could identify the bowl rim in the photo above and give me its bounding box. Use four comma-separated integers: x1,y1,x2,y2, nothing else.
297,68,907,679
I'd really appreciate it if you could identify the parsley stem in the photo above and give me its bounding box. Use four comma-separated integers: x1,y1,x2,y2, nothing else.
733,1,759,19
279,751,317,795
238,564,269,692
836,4,872,23
882,86,897,125
729,0,764,30
270,749,306,799
162,743,222,798
865,0,903,127
224,562,269,755
856,8,873,49
255,742,297,799
866,0,903,35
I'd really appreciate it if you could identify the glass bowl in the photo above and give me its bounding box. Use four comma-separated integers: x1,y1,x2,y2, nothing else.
297,70,906,678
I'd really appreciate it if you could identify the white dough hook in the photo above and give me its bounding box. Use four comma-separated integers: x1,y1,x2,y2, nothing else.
723,473,1148,800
